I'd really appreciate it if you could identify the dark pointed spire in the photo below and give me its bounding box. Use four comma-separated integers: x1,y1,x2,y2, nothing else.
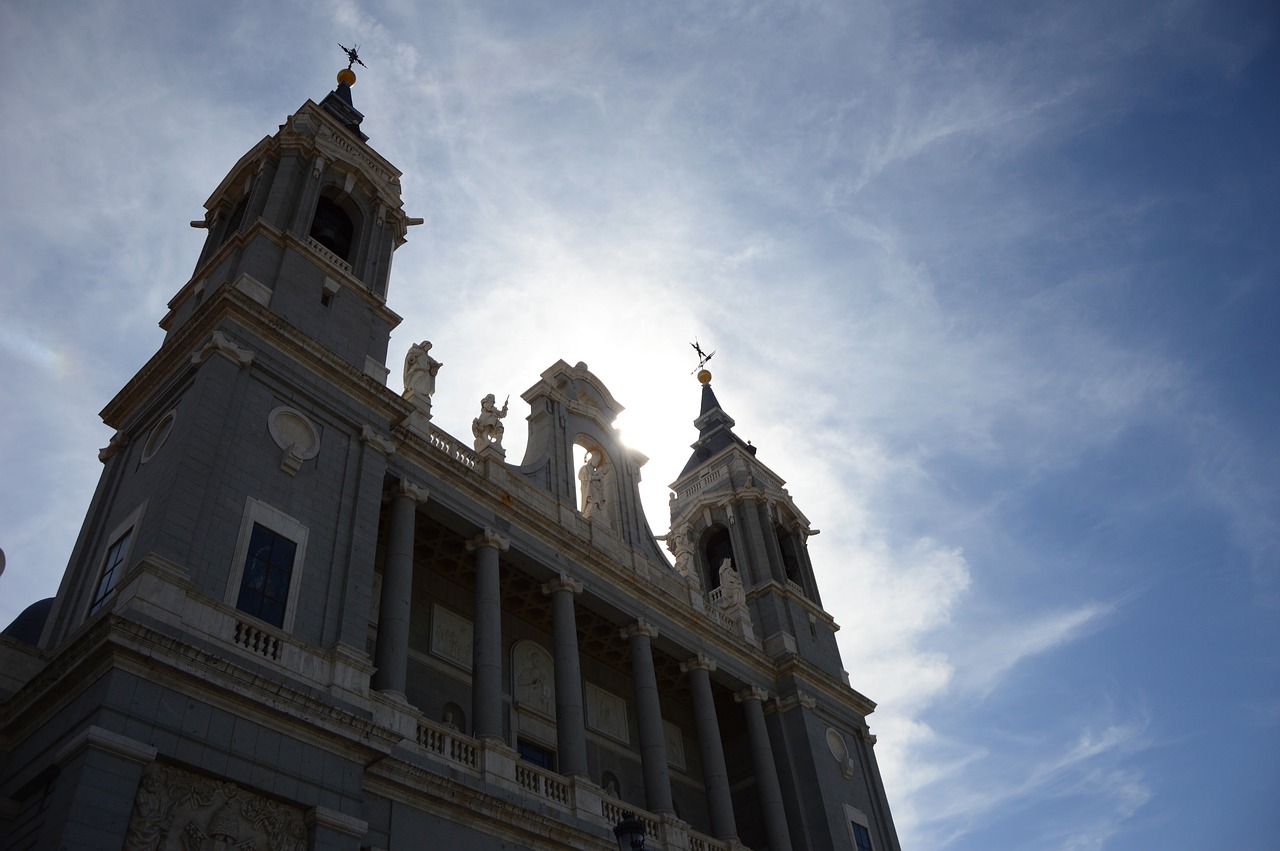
679,366,756,476
320,54,368,141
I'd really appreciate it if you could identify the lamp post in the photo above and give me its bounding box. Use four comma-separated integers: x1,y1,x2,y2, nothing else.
613,812,646,850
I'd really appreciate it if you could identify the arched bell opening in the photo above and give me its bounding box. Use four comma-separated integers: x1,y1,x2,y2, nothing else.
309,192,359,262
700,525,734,592
775,523,802,587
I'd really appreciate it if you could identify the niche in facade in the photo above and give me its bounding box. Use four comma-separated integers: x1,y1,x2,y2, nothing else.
574,441,614,526
701,526,735,591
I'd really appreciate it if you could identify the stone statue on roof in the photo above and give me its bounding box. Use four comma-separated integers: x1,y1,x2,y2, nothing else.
472,394,508,451
403,340,441,405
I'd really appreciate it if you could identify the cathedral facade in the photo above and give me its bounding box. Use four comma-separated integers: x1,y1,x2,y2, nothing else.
0,68,899,851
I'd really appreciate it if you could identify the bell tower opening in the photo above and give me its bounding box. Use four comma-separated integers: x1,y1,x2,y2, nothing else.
309,194,356,261
701,526,734,591
776,524,801,585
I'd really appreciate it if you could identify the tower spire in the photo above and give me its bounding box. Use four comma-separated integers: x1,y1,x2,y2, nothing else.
679,350,755,476
321,44,368,141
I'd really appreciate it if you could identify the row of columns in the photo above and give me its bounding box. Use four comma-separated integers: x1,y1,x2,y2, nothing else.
371,480,791,849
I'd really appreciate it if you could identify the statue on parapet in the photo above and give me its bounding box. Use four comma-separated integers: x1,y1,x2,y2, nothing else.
472,393,508,451
403,341,442,404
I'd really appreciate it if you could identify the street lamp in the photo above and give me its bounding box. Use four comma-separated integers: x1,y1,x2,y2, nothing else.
613,812,646,850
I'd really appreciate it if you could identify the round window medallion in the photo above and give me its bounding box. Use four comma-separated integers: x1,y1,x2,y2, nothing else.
268,406,321,460
140,410,177,463
826,727,848,763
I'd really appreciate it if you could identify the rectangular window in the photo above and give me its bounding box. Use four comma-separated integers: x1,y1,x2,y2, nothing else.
226,498,308,633
845,804,875,851
517,740,556,771
89,528,133,614
235,523,297,628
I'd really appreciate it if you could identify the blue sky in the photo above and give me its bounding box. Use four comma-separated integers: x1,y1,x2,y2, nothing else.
2,1,1277,848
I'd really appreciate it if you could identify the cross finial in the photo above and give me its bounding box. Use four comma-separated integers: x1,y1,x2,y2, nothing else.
339,43,367,70
690,339,716,373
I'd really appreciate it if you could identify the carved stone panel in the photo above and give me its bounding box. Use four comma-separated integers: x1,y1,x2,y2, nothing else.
585,682,628,744
512,640,555,717
124,761,306,851
664,720,687,771
431,603,473,670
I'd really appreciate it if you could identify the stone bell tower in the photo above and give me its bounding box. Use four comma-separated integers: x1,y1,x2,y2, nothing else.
667,366,842,674
667,365,899,851
36,61,414,657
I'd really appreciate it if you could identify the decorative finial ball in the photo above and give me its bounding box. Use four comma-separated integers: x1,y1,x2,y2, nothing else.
337,68,357,87
697,368,712,385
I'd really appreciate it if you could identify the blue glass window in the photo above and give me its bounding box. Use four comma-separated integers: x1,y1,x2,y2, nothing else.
851,822,873,851
235,523,297,628
517,740,555,771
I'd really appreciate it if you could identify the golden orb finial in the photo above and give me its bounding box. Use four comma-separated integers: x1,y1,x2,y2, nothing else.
697,368,712,385
337,67,357,87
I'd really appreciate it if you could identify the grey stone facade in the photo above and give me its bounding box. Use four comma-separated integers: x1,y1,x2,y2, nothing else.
0,72,900,851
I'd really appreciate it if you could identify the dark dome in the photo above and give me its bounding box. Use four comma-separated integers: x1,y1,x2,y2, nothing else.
2,597,54,646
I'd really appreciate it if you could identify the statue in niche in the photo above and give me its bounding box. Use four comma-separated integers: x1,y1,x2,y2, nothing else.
718,557,745,606
578,448,608,519
472,393,508,451
403,340,442,403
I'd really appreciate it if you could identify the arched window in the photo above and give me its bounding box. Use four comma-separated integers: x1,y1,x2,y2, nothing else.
702,526,734,591
224,194,249,237
776,524,802,584
309,194,355,261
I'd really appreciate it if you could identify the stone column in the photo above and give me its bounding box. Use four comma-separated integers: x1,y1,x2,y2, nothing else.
621,620,673,812
736,685,793,851
542,573,588,778
372,479,428,695
468,529,510,742
683,654,737,840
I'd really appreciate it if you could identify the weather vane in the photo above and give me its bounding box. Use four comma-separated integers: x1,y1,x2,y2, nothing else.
690,339,716,374
339,43,367,70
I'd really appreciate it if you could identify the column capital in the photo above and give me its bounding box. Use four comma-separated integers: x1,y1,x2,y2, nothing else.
466,528,510,553
396,478,430,504
541,572,583,596
680,652,717,674
620,619,659,640
734,684,770,704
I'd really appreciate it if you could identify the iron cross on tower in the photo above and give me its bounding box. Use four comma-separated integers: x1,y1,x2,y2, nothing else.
339,43,367,70
690,340,716,374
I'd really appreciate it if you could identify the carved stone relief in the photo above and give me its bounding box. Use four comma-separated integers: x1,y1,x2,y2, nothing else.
664,720,687,771
430,603,473,670
124,762,306,851
585,682,628,743
512,640,555,717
